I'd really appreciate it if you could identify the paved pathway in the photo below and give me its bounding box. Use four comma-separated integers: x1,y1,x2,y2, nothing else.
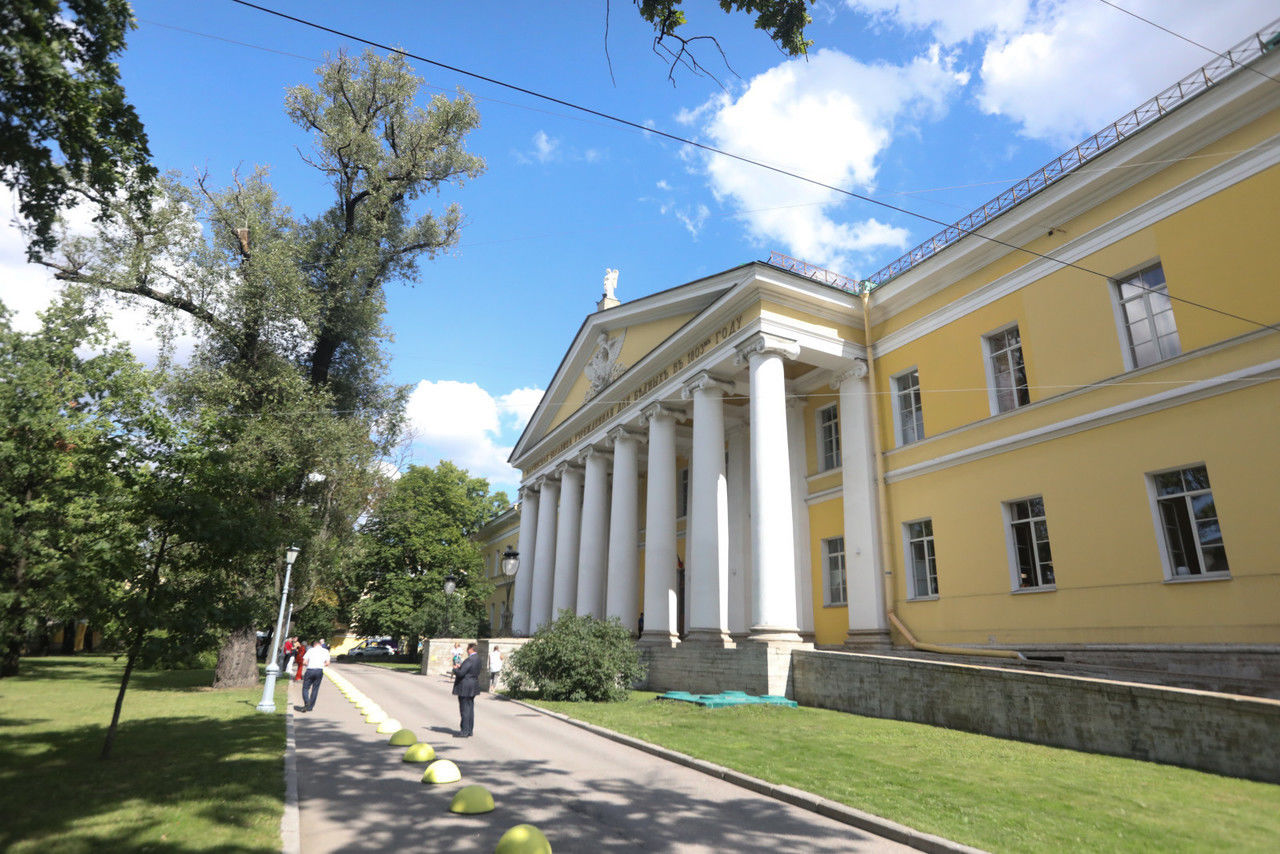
289,664,924,853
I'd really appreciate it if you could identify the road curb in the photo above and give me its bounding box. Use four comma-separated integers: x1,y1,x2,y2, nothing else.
282,701,300,854
508,698,986,854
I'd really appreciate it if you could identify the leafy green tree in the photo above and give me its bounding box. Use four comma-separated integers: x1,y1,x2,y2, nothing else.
349,462,507,652
505,611,646,702
39,50,485,685
632,0,814,80
0,292,155,677
1,0,154,259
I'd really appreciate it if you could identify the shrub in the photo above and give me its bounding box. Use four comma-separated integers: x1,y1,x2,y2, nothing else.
505,611,645,702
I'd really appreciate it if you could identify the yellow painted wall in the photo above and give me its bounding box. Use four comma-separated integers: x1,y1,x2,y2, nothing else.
806,497,849,645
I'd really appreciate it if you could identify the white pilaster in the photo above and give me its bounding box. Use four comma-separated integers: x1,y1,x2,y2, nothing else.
837,359,889,646
641,403,679,644
552,462,584,617
511,484,540,636
681,372,733,644
528,476,559,630
787,399,815,637
736,332,802,641
576,447,611,618
605,427,641,631
726,424,751,636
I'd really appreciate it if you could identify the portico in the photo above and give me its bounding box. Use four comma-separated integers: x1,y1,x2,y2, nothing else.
507,263,888,676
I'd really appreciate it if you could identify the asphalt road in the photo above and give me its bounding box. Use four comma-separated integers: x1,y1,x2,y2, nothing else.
290,663,919,853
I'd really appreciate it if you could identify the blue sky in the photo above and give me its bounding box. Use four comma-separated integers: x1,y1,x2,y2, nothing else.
1,1,1275,497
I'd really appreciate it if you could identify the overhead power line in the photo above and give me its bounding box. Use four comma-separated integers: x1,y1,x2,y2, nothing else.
224,1,1279,336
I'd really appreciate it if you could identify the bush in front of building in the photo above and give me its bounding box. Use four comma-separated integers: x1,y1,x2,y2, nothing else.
504,611,645,702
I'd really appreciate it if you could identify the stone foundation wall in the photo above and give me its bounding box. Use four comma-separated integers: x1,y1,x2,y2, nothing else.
792,649,1280,783
421,637,533,691
639,640,812,698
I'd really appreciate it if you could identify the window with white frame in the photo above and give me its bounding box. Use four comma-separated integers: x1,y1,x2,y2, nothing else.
985,325,1030,413
1151,464,1229,578
822,536,847,606
905,519,938,598
1006,496,1055,589
677,467,689,518
1116,263,1181,368
817,403,841,471
893,369,924,445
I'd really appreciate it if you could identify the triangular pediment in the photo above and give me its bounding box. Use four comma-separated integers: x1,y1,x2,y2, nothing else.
511,265,756,466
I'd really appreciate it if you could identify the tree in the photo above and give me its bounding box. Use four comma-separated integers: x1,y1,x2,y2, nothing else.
349,462,506,651
631,0,814,81
1,0,154,259
39,50,485,686
0,291,154,677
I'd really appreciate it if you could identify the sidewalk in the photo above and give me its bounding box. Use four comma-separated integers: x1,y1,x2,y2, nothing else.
287,664,969,853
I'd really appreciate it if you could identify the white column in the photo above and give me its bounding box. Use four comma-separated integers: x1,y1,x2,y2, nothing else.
605,427,641,631
552,462,584,617
576,447,611,618
736,333,803,641
787,399,815,638
528,476,559,630
641,403,679,644
511,484,540,636
838,359,889,645
726,424,751,637
681,372,732,644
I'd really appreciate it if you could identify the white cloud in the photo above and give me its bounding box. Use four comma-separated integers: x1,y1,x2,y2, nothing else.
687,46,967,273
845,1,1277,145
0,186,196,364
976,0,1276,144
404,380,543,490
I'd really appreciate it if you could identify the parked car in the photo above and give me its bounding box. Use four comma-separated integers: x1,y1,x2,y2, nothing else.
348,639,396,658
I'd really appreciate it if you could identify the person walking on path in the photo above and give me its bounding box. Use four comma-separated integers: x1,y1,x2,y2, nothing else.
488,644,503,690
299,639,330,712
293,639,306,682
451,642,480,737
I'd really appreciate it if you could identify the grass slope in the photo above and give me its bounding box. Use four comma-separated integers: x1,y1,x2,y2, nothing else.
0,656,285,853
534,692,1280,853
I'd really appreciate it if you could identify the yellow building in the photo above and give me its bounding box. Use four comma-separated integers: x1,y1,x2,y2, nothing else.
504,25,1280,674
478,504,521,635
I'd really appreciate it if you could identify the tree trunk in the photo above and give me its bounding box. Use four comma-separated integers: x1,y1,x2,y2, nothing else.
212,625,260,689
0,638,20,677
60,622,76,654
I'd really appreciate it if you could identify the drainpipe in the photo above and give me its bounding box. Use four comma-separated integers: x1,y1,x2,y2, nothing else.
860,290,1026,663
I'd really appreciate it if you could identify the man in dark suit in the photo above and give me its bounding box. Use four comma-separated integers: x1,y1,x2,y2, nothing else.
451,642,480,737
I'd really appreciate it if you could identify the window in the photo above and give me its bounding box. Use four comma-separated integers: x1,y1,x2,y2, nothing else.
677,467,689,518
1116,263,1180,368
905,519,938,598
822,536,847,606
817,403,841,471
985,325,1030,413
1007,496,1054,589
893,370,924,445
1151,464,1229,578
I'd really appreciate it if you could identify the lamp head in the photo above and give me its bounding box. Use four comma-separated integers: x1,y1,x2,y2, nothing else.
285,545,301,567
501,547,519,577
443,574,457,596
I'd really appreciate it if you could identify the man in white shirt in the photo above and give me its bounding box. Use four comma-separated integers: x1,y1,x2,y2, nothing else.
299,639,330,712
488,644,503,689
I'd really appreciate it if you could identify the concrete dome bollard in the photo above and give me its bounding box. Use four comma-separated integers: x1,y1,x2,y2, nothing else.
388,728,417,746
448,785,495,814
494,824,552,854
365,711,388,725
376,718,402,734
402,742,436,763
421,759,461,784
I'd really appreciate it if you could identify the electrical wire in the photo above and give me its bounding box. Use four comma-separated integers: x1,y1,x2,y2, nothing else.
224,0,1280,336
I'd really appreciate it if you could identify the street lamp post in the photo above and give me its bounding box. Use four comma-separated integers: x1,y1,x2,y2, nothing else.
443,573,457,637
500,547,519,634
256,545,301,713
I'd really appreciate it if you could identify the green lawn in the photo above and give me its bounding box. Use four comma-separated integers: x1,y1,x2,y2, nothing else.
532,692,1280,853
0,656,286,853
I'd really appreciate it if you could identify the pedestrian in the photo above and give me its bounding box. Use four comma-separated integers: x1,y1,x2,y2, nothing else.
298,639,330,712
450,640,464,669
488,644,503,689
293,639,305,682
283,637,297,678
451,642,480,737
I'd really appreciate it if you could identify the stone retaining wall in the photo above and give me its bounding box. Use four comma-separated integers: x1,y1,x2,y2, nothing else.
419,637,533,692
639,640,811,698
792,649,1280,783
